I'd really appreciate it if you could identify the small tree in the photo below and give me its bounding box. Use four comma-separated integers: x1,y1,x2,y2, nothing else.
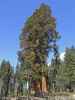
49,47,60,92
0,60,13,96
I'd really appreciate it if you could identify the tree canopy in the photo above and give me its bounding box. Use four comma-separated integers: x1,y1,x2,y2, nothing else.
18,4,60,81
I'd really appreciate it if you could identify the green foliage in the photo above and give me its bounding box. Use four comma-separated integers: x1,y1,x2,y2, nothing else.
19,4,60,81
63,47,75,82
0,60,13,79
56,46,75,90
0,60,14,96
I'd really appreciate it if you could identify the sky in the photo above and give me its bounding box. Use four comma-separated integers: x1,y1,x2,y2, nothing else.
0,0,75,68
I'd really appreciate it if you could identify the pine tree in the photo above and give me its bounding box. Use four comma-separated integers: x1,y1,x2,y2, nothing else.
0,60,13,96
48,48,60,91
63,47,75,87
57,46,75,91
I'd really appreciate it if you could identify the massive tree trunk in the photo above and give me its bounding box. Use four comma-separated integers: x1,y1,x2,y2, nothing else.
41,76,48,93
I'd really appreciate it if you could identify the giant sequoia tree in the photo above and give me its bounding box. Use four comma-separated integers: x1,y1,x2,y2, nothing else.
18,4,60,93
